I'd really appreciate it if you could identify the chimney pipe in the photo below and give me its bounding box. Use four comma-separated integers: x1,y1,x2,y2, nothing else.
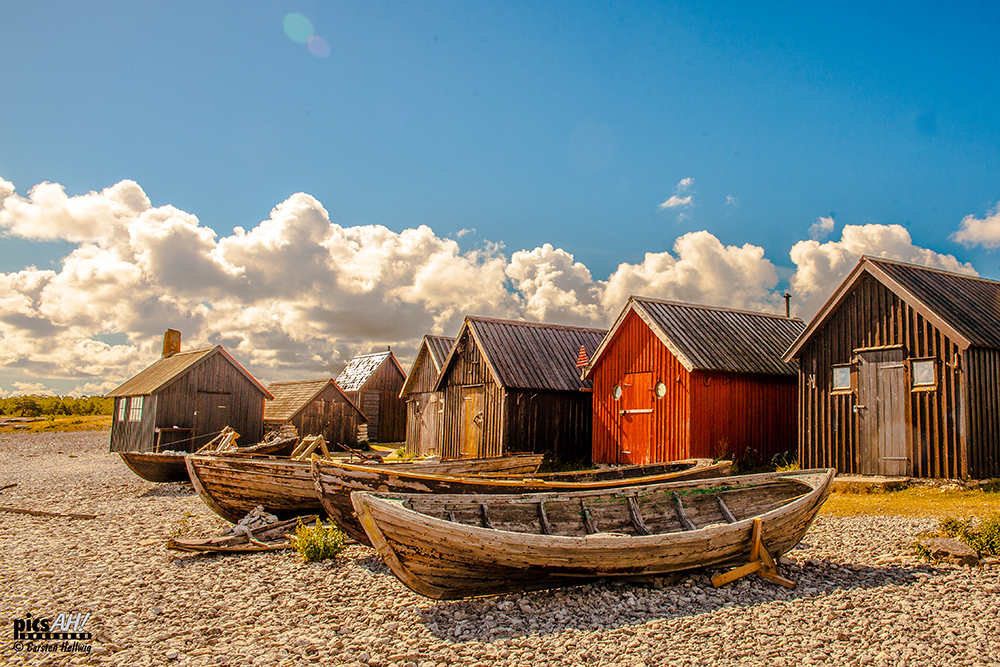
162,329,181,358
783,293,792,318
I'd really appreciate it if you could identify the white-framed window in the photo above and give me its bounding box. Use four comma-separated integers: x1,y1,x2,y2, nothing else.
612,384,622,400
129,396,144,422
832,365,851,392
912,360,936,389
117,399,127,422
654,381,667,398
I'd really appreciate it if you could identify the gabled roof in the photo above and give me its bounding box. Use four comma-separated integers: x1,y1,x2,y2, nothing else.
106,345,272,399
436,316,607,391
784,256,1000,360
264,378,365,422
399,335,457,398
584,296,804,378
335,350,405,392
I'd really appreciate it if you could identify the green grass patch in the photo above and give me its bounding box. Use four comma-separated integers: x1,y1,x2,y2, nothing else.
291,518,347,563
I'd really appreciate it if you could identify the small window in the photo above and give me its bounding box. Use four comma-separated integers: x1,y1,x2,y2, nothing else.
912,360,936,388
129,396,144,422
654,381,667,398
612,384,622,400
117,399,127,422
832,366,851,391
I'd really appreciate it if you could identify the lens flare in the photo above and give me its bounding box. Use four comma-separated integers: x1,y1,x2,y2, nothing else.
307,36,331,58
283,14,314,44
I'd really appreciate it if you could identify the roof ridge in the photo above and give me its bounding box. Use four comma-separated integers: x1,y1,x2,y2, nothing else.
466,314,607,333
862,255,994,285
630,295,803,322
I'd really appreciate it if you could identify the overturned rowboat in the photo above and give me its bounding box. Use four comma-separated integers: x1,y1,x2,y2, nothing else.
351,468,835,599
187,453,544,523
313,458,732,545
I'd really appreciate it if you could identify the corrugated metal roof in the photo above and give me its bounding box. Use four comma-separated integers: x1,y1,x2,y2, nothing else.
465,317,607,391
264,379,335,421
106,347,216,397
335,351,395,392
869,257,1000,348
424,335,457,371
606,297,804,376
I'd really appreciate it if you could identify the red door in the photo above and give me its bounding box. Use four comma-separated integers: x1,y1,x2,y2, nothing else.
619,372,652,464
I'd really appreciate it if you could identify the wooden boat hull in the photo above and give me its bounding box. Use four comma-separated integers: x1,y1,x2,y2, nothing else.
189,453,544,523
314,458,732,546
120,452,190,483
352,468,836,599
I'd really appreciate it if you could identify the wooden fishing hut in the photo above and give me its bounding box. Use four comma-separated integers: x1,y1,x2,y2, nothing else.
335,350,406,443
582,297,804,465
264,379,367,447
399,335,457,457
107,330,272,454
434,316,606,462
785,256,1000,479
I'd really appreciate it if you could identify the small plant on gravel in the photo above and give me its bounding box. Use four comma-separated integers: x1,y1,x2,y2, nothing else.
932,514,1000,558
912,541,934,562
292,519,347,563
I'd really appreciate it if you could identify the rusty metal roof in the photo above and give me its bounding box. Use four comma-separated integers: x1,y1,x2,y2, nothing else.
335,351,404,392
786,256,1000,358
441,316,607,391
264,378,364,422
586,297,804,377
105,346,272,398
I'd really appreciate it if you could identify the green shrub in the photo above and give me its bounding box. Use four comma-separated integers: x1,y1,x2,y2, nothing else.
292,519,347,563
936,513,1000,558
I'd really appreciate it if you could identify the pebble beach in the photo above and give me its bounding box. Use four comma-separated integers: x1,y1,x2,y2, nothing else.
1,431,998,667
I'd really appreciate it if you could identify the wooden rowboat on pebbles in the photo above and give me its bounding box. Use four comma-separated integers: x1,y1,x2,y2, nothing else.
351,468,836,599
186,453,544,523
312,458,732,546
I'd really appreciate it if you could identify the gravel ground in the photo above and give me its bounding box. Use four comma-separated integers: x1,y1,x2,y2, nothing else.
1,431,998,667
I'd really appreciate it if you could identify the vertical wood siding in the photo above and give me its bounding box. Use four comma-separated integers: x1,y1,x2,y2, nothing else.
403,346,447,455
965,349,1000,478
285,384,363,446
503,390,592,462
439,332,504,459
345,361,406,443
798,273,972,478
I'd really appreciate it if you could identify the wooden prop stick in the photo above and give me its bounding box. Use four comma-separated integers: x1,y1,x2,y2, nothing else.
0,506,96,520
711,517,797,590
0,483,17,492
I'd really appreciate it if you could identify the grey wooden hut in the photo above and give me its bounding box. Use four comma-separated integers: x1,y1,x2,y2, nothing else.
399,335,456,457
335,350,407,443
107,330,272,454
434,316,607,462
785,256,1000,479
264,379,367,447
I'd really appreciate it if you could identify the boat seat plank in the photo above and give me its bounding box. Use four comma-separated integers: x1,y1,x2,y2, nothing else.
626,495,652,536
672,492,697,531
716,497,737,524
537,501,552,535
580,499,599,534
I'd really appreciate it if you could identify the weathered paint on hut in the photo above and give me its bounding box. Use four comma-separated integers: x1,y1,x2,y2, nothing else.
106,330,272,453
336,351,407,443
434,317,606,462
583,297,803,466
264,378,367,447
785,256,1000,479
399,335,456,457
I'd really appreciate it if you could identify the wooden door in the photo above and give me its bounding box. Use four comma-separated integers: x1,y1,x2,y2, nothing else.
858,349,909,476
195,391,231,452
461,386,484,459
619,372,652,464
416,394,441,456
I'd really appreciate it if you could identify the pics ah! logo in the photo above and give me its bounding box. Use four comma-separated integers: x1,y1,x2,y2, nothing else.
13,612,92,640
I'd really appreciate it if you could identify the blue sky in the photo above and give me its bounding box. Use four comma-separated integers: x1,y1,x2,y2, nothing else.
2,1,999,394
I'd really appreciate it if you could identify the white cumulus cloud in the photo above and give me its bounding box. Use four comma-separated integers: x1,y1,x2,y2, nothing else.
951,203,1000,248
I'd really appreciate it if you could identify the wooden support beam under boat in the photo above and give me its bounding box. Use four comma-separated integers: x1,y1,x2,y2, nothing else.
626,495,652,536
672,492,697,531
711,517,796,590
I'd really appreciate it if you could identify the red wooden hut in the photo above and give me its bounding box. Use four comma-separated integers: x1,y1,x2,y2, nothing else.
582,296,804,465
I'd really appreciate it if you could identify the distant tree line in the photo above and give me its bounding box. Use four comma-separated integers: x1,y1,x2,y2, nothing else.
0,395,113,418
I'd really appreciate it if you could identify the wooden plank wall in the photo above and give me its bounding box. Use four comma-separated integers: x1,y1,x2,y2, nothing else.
590,310,691,463
109,395,157,453
798,274,965,478
292,384,363,446
404,392,444,457
439,333,506,459
346,361,406,443
965,348,1000,478
689,371,797,463
502,390,593,462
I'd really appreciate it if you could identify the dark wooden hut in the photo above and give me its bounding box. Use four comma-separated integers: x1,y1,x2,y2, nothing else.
263,378,367,447
107,330,272,454
434,316,606,462
335,350,406,443
399,335,457,457
582,297,803,466
785,256,1000,479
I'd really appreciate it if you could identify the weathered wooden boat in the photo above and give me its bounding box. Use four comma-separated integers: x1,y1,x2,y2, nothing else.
313,458,732,545
120,452,190,483
351,468,835,599
187,453,544,523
